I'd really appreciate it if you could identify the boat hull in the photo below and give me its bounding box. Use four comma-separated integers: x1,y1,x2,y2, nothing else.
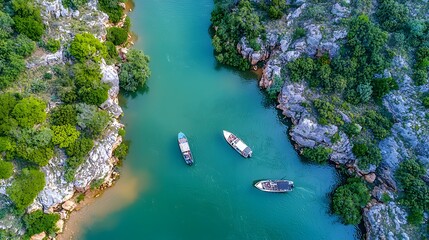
178,132,193,166
254,180,294,193
223,130,252,158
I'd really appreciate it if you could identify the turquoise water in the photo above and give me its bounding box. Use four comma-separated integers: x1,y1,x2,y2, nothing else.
82,0,358,239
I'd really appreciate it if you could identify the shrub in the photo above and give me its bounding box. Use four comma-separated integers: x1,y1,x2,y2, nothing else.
69,33,107,63
114,141,128,161
98,0,124,24
52,124,80,148
7,168,45,211
314,99,344,126
267,76,284,99
77,83,109,106
376,0,408,32
356,83,372,103
12,0,45,41
24,210,59,236
352,141,382,169
287,57,315,82
359,110,392,139
371,77,397,100
118,128,126,137
332,178,370,225
123,16,131,31
62,0,88,9
24,146,54,166
119,49,151,92
395,159,429,224
50,104,77,126
292,27,306,40
76,104,110,138
107,27,128,46
45,38,61,53
12,97,46,128
72,62,102,88
302,146,332,164
0,160,13,179
90,178,104,190
66,137,93,158
342,122,361,137
422,95,429,108
12,34,36,57
104,41,118,60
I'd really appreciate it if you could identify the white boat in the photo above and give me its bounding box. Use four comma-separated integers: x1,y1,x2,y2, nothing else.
223,130,252,158
254,180,294,193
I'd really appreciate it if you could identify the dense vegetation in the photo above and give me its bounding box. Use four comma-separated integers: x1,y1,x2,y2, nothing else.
6,169,45,211
395,159,429,224
24,210,59,236
332,178,370,224
119,49,151,91
98,0,125,24
302,146,332,164
211,0,264,70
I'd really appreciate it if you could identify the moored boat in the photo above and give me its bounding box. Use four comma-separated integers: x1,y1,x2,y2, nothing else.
254,180,294,193
178,132,193,166
223,130,252,158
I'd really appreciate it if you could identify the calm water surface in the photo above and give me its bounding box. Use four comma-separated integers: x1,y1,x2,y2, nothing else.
83,0,358,239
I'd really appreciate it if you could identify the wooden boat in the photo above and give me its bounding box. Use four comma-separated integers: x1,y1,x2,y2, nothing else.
223,130,252,158
178,132,193,166
254,180,294,193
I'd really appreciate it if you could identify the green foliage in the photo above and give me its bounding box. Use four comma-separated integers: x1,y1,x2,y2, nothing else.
381,193,391,203
356,83,372,103
50,104,77,126
66,137,93,158
413,47,429,85
119,49,151,92
69,33,107,63
314,99,344,125
62,0,88,9
12,34,36,57
90,178,104,190
371,77,397,100
11,0,45,41
359,110,392,139
261,0,287,19
211,0,264,70
118,128,126,137
98,0,124,24
0,160,13,179
114,141,128,161
123,16,131,31
0,11,14,39
292,27,306,41
52,124,80,148
77,84,109,105
0,93,18,122
76,193,85,203
267,76,284,99
11,97,46,128
395,159,429,224
422,95,429,108
302,146,332,164
76,104,110,138
24,210,59,236
107,27,128,45
287,57,315,82
104,41,118,60
72,62,102,88
332,178,370,225
7,168,45,211
45,38,61,53
376,0,408,32
352,141,382,169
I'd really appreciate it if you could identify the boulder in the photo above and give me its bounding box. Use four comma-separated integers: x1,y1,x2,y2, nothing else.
62,200,77,212
364,173,376,183
56,219,65,233
30,232,46,240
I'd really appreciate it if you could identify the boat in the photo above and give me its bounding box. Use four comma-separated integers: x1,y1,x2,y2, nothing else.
254,180,294,193
223,130,252,158
178,132,193,166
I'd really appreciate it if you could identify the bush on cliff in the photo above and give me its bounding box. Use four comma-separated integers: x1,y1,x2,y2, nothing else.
119,49,151,92
52,124,80,148
7,168,45,211
332,178,370,225
376,0,408,32
314,99,344,126
98,0,125,24
62,0,88,10
11,97,46,128
107,27,128,46
395,159,429,224
359,110,392,140
69,33,107,63
0,160,13,179
44,38,61,53
76,104,110,138
302,146,332,164
352,141,382,169
66,137,93,158
211,0,264,70
11,0,45,41
24,210,59,236
114,141,129,161
50,104,77,126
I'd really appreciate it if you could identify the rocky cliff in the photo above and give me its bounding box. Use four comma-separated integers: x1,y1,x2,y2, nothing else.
234,0,428,239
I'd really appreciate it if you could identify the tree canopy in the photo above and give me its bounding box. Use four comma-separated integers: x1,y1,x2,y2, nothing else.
119,49,151,92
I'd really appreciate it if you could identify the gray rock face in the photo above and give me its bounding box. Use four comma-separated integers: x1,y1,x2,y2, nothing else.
26,49,65,69
331,3,351,18
363,202,423,240
74,119,123,192
100,61,123,118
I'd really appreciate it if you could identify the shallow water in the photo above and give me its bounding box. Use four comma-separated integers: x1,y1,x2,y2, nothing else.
82,0,358,239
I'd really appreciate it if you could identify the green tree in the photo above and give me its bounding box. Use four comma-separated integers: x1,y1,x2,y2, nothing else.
50,104,77,126
119,49,151,92
7,168,45,211
77,83,109,106
45,38,61,53
0,160,13,179
62,0,88,9
356,83,372,103
332,178,370,225
69,33,107,63
302,146,332,164
12,97,46,128
0,11,14,39
52,124,80,148
107,27,128,45
24,210,59,236
114,141,128,161
287,57,316,82
98,0,124,24
66,137,93,158
11,0,45,41
376,0,408,32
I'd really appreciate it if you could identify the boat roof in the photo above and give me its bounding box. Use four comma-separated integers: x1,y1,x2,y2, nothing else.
235,140,248,151
277,181,293,190
178,132,186,139
179,142,190,152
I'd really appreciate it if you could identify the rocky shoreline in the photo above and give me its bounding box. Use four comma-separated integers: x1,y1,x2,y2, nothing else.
0,0,135,238
232,1,428,239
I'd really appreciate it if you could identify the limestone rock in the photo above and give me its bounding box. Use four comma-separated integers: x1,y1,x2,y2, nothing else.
56,219,65,233
364,173,376,183
100,60,123,117
331,3,350,18
30,232,46,240
62,200,77,211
